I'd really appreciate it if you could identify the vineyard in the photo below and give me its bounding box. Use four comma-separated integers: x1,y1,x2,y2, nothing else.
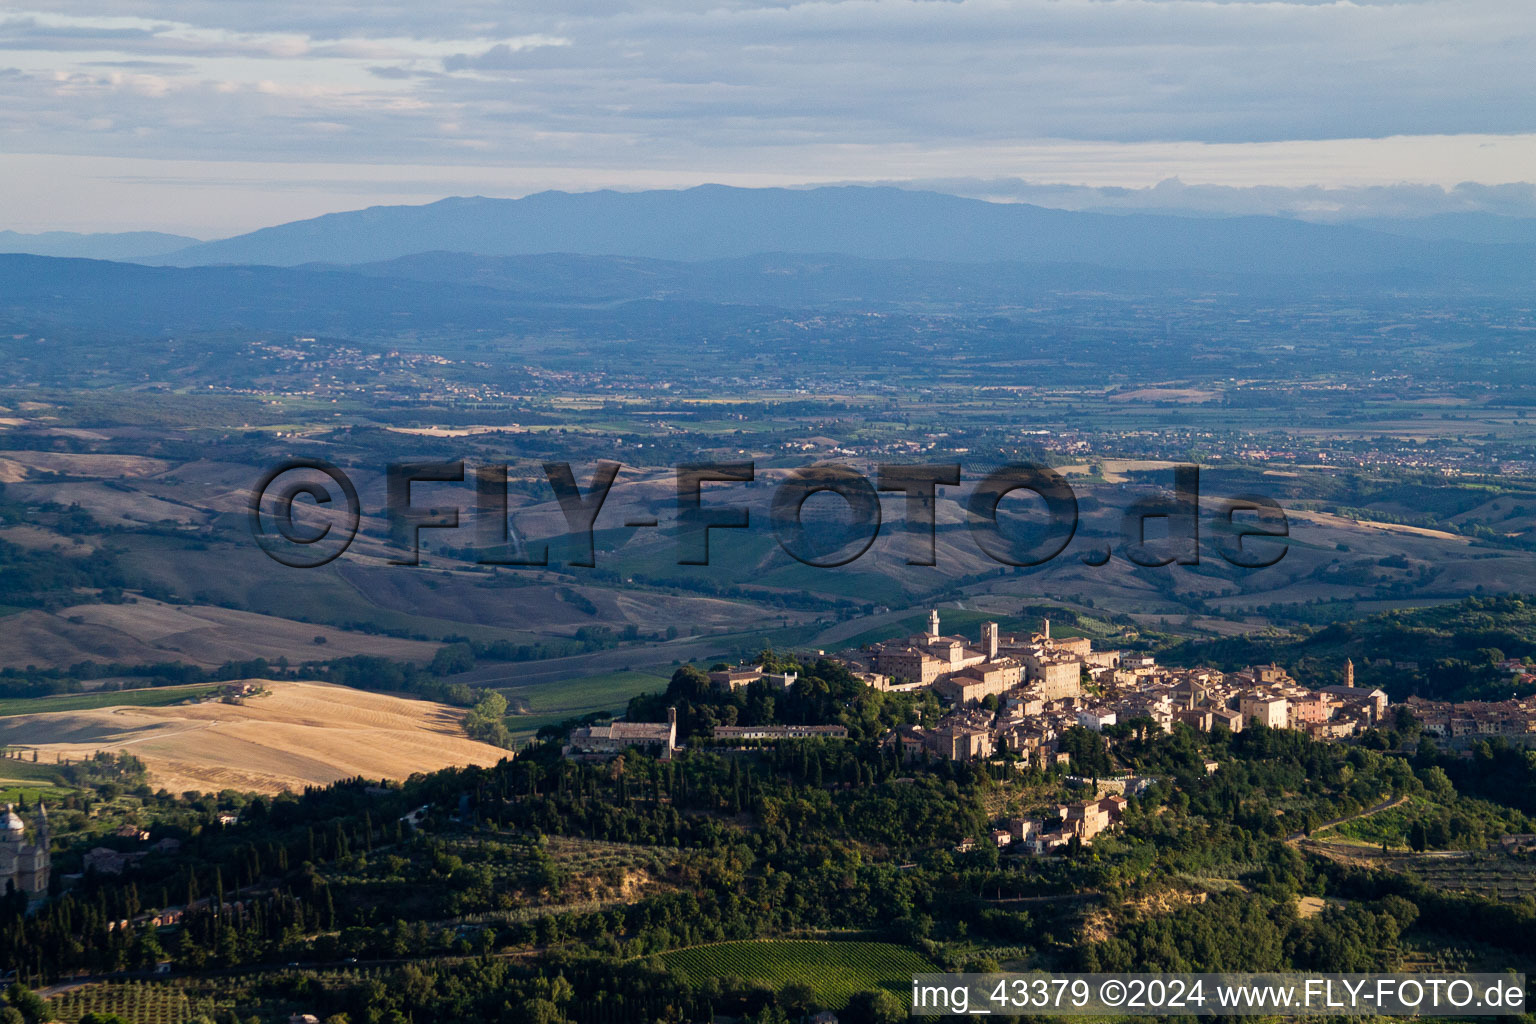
1405,855,1536,902
46,980,208,1024
659,939,936,1008
44,969,391,1024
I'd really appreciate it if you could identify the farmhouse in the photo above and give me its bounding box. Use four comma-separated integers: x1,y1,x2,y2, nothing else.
565,708,679,760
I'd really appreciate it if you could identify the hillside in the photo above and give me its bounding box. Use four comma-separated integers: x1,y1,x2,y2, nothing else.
0,680,510,794
0,598,439,670
1162,595,1536,702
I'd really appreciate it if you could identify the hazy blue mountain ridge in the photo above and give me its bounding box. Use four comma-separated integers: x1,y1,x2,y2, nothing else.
147,185,1536,281
0,229,202,261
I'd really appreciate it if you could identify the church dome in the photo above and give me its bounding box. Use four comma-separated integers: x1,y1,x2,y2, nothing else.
1,805,24,836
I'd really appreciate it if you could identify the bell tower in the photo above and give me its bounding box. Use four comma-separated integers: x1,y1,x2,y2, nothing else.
982,621,999,659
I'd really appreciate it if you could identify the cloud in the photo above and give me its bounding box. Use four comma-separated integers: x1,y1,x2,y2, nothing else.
441,37,572,71
4,1,1533,152
84,59,196,70
0,16,159,48
1,0,1534,232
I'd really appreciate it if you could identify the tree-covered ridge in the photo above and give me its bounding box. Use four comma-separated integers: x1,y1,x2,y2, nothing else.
1162,594,1536,700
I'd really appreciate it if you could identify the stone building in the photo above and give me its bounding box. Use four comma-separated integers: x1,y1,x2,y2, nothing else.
1,803,50,898
565,709,679,760
868,610,1085,702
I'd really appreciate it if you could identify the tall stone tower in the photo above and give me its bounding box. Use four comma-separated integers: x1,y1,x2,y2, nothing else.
1344,658,1355,688
1041,616,1051,640
982,621,999,659
928,608,941,639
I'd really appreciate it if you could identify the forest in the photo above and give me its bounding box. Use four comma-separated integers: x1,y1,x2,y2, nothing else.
1164,595,1536,701
4,659,1536,1024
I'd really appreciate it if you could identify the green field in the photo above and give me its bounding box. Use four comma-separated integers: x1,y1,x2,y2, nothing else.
0,757,62,781
500,668,670,743
0,756,68,802
0,683,219,718
755,560,909,605
659,939,936,1008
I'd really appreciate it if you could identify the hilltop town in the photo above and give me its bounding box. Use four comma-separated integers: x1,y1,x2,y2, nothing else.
849,610,1396,764
850,611,1396,853
561,608,1536,858
569,609,1536,777
565,609,1516,854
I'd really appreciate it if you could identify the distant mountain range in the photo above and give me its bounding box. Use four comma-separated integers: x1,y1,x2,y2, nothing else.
0,188,1532,343
132,186,1534,283
1347,212,1536,246
0,229,200,261
0,187,1533,286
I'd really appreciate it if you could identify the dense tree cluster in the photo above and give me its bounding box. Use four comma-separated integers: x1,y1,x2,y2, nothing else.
1165,595,1536,701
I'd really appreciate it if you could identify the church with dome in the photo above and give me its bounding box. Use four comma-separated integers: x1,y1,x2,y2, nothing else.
0,803,50,898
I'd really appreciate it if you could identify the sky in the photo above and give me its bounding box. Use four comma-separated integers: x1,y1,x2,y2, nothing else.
1,0,1533,237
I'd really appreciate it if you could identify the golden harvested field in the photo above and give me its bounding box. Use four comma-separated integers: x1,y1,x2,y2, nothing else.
1054,458,1182,483
0,680,509,795
1285,507,1470,543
